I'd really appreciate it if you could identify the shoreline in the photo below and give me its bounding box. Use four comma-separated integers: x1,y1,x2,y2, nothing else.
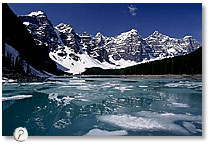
3,74,202,83
2,74,47,83
57,74,202,79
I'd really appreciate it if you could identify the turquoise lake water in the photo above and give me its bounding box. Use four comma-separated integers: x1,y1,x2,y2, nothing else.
2,77,202,136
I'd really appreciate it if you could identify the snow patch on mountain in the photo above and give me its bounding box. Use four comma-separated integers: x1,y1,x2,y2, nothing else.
28,11,45,16
49,46,133,74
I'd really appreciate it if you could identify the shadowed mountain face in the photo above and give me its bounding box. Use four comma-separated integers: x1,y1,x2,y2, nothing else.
18,10,201,74
2,4,64,76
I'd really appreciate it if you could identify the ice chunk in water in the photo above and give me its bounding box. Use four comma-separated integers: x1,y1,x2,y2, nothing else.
85,128,128,136
2,95,33,101
98,111,201,134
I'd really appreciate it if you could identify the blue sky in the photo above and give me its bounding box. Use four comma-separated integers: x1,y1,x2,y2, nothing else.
8,3,202,42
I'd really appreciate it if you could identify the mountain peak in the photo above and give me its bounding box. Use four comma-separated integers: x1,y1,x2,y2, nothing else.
95,32,104,38
152,30,161,36
28,11,45,17
56,23,72,29
127,29,139,36
120,29,139,36
131,28,137,31
129,29,138,33
55,23,74,33
81,31,90,37
184,35,193,39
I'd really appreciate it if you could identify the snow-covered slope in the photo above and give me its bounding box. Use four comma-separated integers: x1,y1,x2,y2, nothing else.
19,11,201,74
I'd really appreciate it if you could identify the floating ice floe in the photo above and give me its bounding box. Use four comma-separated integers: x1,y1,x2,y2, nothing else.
85,128,128,136
28,82,44,85
2,95,33,101
138,85,148,88
53,119,71,129
183,121,202,133
171,102,189,108
114,86,133,93
98,111,202,135
165,81,202,89
48,93,75,106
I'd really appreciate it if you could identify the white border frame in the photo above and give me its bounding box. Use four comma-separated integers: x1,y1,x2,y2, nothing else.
0,0,209,145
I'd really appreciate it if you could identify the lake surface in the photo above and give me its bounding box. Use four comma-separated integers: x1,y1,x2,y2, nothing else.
2,77,202,136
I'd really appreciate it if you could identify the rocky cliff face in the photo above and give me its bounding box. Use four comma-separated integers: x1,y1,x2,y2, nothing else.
145,31,201,57
19,11,63,51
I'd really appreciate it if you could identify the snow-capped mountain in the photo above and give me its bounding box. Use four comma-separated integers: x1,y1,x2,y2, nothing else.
19,11,63,51
94,29,155,62
145,31,201,57
19,11,201,74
